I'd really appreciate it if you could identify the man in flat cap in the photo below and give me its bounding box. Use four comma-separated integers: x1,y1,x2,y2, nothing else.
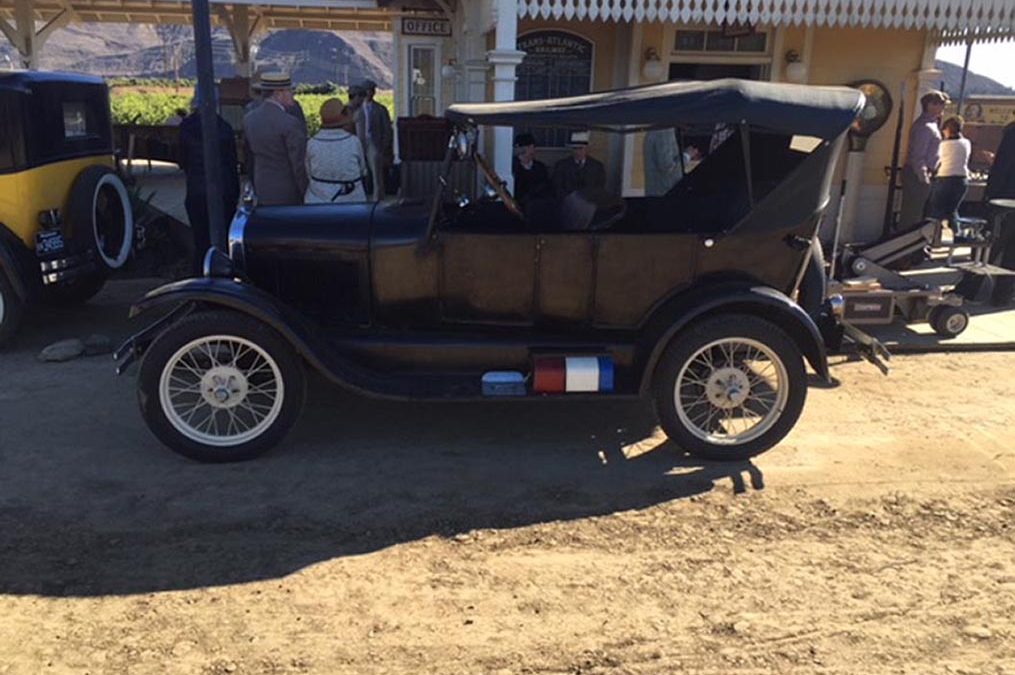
552,131,606,199
353,78,393,200
898,89,949,232
242,72,308,205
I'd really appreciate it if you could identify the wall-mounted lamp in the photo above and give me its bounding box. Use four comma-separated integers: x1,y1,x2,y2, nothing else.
642,47,665,81
784,49,807,83
441,59,459,79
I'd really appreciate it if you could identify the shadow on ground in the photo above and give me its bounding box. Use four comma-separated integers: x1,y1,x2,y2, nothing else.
1,291,764,597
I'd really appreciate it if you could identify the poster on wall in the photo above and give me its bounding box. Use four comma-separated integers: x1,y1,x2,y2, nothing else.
515,30,593,147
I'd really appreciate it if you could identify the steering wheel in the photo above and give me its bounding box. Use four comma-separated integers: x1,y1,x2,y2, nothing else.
475,152,525,221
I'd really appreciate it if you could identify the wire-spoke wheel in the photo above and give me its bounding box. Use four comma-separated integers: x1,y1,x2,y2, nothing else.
654,314,807,461
139,310,305,462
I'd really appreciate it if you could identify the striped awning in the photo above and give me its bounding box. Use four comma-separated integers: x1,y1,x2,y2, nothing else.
517,0,1015,39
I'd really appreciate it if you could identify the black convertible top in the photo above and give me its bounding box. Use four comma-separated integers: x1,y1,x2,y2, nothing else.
446,79,865,140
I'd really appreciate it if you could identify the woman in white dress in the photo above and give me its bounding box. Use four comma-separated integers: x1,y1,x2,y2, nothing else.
304,99,368,204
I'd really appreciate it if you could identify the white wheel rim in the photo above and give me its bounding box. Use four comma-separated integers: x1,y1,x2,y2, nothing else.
674,337,790,446
93,173,133,269
158,335,285,447
0,285,5,326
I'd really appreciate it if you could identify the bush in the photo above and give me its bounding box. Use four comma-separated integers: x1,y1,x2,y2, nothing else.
109,87,395,131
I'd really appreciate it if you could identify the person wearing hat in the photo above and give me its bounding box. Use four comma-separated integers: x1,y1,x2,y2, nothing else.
352,78,393,201
512,133,550,204
304,98,368,204
552,131,606,200
247,69,308,136
898,89,949,232
242,72,308,205
178,88,240,273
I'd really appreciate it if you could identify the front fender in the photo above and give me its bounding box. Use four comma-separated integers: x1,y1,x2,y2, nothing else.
124,277,334,376
638,283,830,394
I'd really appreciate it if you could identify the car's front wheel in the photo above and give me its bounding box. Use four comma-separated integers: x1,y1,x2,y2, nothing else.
653,314,807,461
138,310,306,462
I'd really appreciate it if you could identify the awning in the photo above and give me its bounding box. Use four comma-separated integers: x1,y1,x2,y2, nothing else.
517,0,1015,40
446,78,865,139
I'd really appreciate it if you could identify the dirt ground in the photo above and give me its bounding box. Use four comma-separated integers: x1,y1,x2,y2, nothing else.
1,280,1014,674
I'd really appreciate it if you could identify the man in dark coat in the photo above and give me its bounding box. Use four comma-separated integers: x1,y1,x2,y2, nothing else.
986,122,1015,306
552,131,606,199
512,133,550,203
353,79,393,200
179,91,240,274
243,72,308,205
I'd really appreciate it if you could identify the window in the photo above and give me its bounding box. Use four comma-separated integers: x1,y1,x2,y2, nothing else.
63,102,90,139
0,92,24,172
674,29,768,54
515,31,594,148
408,45,437,117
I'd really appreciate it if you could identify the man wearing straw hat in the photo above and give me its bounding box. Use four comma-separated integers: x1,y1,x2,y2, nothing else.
243,72,308,205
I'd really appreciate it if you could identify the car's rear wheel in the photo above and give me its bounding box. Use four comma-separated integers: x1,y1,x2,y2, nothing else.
653,314,807,461
0,270,25,349
138,310,306,462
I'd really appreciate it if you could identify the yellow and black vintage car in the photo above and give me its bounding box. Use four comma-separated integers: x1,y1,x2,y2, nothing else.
0,71,134,347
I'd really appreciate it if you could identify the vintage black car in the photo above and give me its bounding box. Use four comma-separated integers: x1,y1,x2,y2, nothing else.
116,79,864,463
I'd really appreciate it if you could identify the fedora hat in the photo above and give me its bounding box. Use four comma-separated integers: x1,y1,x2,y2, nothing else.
319,98,353,129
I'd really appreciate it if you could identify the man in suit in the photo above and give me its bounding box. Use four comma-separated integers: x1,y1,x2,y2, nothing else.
353,79,393,201
242,72,308,206
552,131,606,199
246,70,308,136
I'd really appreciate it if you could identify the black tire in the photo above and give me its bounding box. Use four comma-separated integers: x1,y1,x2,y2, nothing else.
653,314,808,461
796,238,827,319
41,271,107,307
929,305,969,338
66,166,133,272
137,310,306,462
0,270,25,349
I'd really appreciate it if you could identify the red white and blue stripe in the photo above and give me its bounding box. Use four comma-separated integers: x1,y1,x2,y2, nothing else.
533,356,614,393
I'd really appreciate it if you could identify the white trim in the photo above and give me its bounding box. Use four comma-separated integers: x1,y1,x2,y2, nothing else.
518,0,1015,33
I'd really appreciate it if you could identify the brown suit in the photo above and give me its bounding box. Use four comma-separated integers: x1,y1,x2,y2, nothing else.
243,100,308,205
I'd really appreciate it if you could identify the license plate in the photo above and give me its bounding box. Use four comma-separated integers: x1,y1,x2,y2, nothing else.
36,230,65,256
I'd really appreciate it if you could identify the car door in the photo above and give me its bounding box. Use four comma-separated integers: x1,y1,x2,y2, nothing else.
439,226,537,325
534,233,595,326
592,233,698,328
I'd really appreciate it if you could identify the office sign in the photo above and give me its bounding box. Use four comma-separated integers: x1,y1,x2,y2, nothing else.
401,17,451,37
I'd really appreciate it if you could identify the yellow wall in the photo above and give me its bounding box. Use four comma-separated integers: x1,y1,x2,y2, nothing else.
806,27,928,187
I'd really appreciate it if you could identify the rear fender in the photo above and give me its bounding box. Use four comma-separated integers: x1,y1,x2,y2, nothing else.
638,283,830,394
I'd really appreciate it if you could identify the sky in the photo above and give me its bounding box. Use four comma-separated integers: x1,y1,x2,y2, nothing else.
936,40,1015,89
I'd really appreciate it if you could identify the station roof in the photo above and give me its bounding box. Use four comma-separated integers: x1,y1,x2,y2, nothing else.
0,0,399,31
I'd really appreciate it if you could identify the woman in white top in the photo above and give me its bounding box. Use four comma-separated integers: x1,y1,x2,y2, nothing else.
304,98,368,204
927,115,970,227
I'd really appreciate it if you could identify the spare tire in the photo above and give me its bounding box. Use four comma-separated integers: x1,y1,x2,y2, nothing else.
65,165,133,271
